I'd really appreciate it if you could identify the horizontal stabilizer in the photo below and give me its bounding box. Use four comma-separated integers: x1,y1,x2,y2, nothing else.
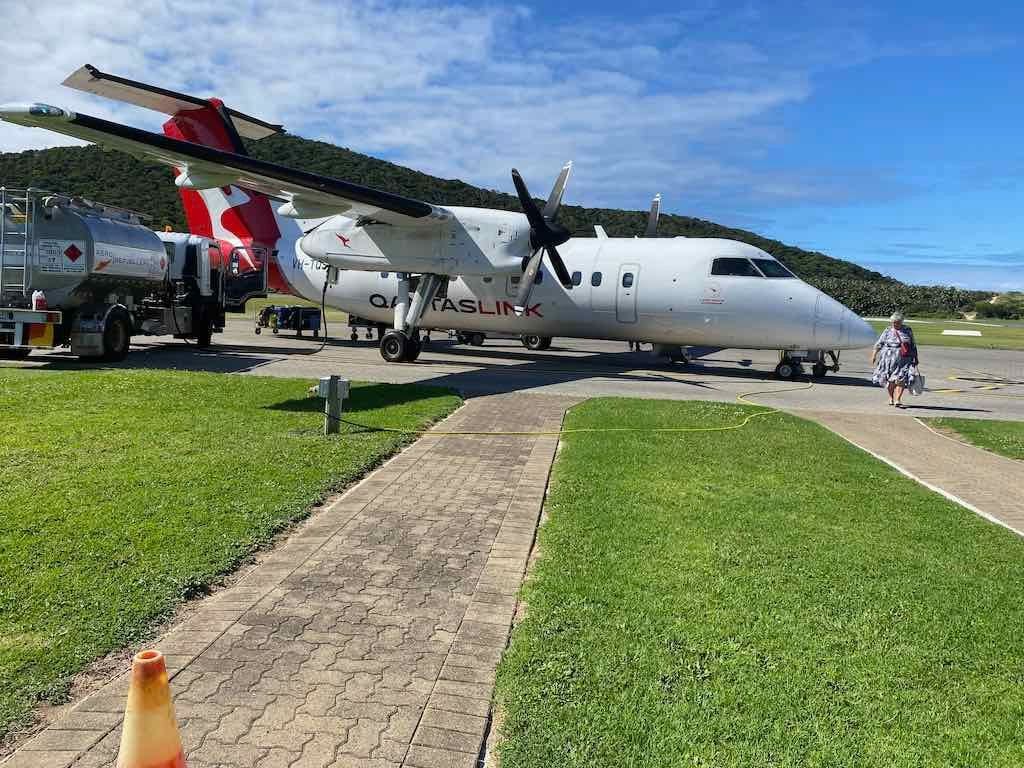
0,104,444,225
62,65,283,140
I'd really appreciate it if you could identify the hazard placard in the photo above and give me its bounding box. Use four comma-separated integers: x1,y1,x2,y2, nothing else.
37,239,87,274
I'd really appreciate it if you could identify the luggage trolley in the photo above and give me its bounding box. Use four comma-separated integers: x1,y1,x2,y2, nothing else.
254,305,322,338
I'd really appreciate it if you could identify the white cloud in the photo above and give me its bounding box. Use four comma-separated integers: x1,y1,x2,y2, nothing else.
0,0,1012,213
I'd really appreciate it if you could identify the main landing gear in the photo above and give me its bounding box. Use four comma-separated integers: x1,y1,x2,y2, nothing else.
379,273,444,363
380,329,423,362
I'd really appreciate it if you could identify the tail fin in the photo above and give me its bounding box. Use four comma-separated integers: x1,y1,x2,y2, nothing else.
63,65,292,293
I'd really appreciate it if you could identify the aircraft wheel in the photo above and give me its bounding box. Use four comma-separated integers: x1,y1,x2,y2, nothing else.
521,335,552,351
775,360,798,380
380,330,410,363
404,337,423,362
254,326,262,335
469,332,486,347
350,331,358,342
812,362,828,378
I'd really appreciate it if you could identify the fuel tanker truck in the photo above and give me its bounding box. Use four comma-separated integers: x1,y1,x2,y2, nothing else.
0,186,266,360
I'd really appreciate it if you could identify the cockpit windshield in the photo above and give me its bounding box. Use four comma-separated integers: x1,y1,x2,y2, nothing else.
751,258,795,278
710,257,763,277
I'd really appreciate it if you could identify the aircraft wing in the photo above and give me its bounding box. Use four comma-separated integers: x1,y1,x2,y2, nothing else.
0,104,447,226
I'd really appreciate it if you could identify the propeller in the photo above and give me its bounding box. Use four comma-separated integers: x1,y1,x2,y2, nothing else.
512,163,573,314
644,193,661,237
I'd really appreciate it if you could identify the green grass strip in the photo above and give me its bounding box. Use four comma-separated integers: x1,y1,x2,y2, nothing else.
0,369,458,739
929,418,1024,460
497,398,1024,767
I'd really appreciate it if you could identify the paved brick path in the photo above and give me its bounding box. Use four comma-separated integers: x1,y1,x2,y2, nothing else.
806,412,1024,535
2,394,575,768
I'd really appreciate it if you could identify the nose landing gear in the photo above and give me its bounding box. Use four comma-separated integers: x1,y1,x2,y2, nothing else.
775,350,840,379
774,358,803,380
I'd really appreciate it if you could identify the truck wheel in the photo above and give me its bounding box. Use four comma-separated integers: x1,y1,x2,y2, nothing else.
469,332,486,347
102,310,131,362
196,309,214,348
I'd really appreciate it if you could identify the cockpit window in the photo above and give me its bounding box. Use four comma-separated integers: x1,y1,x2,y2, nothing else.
710,257,763,277
751,258,795,278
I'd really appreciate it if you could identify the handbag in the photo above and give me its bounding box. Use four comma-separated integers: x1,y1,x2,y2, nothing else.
909,368,925,396
899,330,912,358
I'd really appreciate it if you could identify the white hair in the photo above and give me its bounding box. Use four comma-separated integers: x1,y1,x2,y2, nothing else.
890,312,904,323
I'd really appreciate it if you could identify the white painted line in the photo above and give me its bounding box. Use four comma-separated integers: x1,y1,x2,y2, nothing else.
942,330,982,337
817,424,1024,539
863,318,1005,327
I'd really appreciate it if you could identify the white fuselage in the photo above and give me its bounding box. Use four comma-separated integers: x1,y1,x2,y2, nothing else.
276,210,876,351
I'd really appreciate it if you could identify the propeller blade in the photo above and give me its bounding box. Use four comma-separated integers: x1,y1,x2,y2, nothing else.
645,193,661,237
511,169,546,231
545,244,573,288
542,161,573,220
514,249,544,314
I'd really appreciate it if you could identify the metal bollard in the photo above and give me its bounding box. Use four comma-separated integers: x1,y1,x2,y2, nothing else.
316,376,350,435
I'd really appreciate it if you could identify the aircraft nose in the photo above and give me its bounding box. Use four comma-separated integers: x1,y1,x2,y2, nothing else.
844,310,877,348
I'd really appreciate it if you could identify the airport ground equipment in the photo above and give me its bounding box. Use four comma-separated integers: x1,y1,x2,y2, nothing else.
254,304,321,337
0,186,246,360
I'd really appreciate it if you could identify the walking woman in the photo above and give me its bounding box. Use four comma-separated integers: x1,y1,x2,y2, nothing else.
871,312,919,407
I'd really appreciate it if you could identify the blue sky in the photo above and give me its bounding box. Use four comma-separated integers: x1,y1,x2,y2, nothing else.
1,0,1021,289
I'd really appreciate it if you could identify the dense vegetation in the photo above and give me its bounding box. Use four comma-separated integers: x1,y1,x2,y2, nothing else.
974,292,1024,320
814,278,991,318
0,134,995,315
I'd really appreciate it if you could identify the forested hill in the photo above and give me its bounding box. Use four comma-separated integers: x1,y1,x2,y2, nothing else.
0,133,883,282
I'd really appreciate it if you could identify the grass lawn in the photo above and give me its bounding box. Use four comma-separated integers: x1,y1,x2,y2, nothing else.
0,369,458,740
497,399,1024,767
929,418,1024,460
868,318,1024,350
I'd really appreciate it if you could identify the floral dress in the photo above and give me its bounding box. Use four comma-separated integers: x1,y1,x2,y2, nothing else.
872,326,918,387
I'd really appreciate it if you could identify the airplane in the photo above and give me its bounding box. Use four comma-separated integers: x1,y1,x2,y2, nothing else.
0,65,877,378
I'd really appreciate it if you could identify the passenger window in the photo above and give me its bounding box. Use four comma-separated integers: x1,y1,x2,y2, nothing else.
380,272,389,278
591,272,602,287
571,271,582,286
482,276,493,283
622,272,634,288
710,258,763,277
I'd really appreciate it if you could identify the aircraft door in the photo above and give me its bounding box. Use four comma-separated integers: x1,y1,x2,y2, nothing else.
224,245,269,311
616,263,639,323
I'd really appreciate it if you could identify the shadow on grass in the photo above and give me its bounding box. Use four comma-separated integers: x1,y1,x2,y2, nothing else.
264,382,455,416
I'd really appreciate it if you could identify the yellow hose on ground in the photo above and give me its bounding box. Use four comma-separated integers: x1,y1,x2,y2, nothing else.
331,382,815,437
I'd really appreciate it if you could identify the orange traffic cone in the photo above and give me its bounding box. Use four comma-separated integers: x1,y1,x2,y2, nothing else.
116,650,187,768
